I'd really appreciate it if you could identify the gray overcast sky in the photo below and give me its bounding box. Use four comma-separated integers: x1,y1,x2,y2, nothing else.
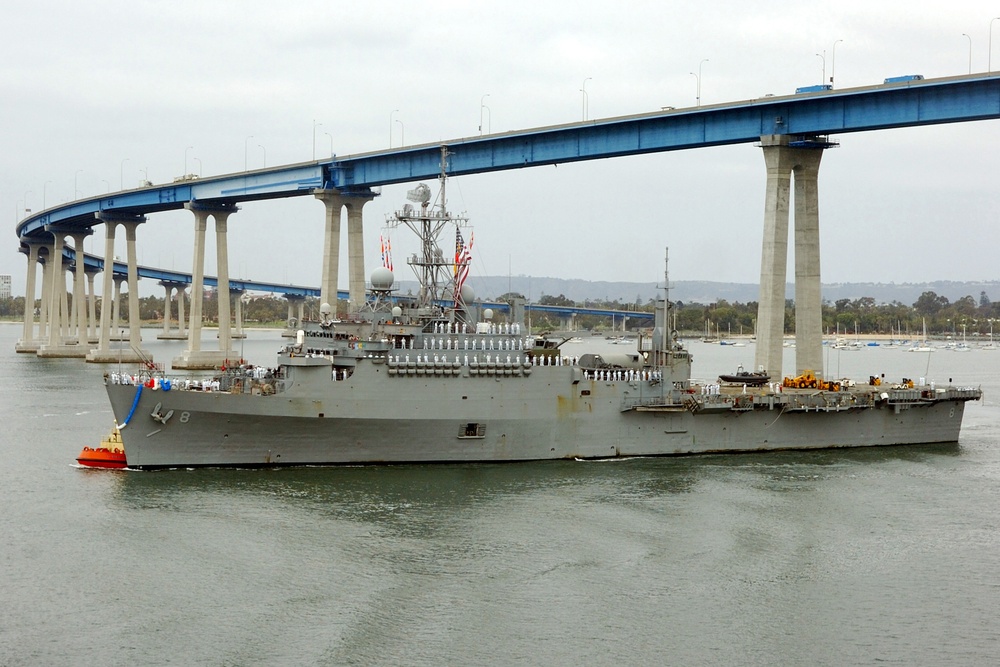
3,1,999,299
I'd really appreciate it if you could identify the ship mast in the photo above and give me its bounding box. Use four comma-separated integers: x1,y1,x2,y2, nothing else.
385,146,469,313
652,247,671,366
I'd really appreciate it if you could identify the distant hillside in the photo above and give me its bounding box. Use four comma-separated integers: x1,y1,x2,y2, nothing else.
392,276,1000,306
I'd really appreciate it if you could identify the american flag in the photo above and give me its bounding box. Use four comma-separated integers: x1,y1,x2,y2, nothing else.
454,228,473,301
380,234,393,272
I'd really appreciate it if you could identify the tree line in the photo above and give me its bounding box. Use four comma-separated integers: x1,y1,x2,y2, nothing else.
0,292,310,327
3,289,997,337
517,290,1000,337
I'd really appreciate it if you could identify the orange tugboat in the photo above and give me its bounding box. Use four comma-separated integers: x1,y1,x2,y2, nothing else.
76,427,128,469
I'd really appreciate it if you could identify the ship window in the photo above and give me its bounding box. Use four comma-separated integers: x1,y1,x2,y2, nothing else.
580,389,591,396
457,423,486,439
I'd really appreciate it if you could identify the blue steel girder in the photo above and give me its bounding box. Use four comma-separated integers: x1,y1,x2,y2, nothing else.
329,73,1000,188
16,164,325,240
16,74,1000,242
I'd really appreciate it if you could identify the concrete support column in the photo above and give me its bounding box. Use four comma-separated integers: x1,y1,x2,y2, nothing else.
112,276,124,337
793,150,825,376
85,268,99,343
86,213,146,362
177,288,186,337
156,281,189,340
71,232,89,345
754,135,794,379
282,295,302,337
187,208,209,353
60,264,70,340
297,300,305,326
232,289,245,339
162,283,173,335
174,203,238,369
45,231,65,348
122,221,145,351
38,230,87,357
313,190,344,312
345,195,374,312
38,254,51,345
754,135,829,380
214,211,234,357
16,243,41,351
94,218,118,355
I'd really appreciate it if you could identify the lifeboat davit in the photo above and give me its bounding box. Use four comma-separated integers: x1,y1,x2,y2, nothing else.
76,428,128,469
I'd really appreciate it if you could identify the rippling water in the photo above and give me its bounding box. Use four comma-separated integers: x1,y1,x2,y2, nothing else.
2,323,998,666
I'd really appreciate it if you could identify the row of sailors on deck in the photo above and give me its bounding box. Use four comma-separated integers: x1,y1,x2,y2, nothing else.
420,336,530,351
107,373,223,391
583,369,663,382
432,322,522,335
391,353,574,366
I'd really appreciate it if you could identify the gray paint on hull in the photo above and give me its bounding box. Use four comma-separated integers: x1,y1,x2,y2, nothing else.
106,370,969,469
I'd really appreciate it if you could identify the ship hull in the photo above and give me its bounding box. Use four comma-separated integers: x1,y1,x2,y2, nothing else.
106,367,974,469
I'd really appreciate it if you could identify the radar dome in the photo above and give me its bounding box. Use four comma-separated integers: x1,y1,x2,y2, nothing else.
460,284,476,304
406,183,432,204
370,267,394,290
391,306,402,318
483,308,494,320
320,302,332,315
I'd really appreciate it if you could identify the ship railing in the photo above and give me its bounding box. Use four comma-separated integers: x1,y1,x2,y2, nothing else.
921,386,983,401
780,392,865,411
619,392,682,411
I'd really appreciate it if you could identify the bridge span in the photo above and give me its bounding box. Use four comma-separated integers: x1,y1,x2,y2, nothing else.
14,73,1000,372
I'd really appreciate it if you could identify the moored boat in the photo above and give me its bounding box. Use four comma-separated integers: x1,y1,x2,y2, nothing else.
718,365,770,386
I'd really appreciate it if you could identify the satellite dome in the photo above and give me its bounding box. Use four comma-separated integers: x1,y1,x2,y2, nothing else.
320,302,332,315
460,284,476,304
483,308,494,320
370,267,394,290
391,306,402,318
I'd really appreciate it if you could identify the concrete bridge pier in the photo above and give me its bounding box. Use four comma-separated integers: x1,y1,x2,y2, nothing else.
313,190,344,314
173,203,238,370
753,134,830,381
37,229,82,357
15,241,43,353
69,232,91,346
157,280,189,340
110,276,125,341
346,193,375,312
314,188,376,315
792,146,824,376
85,265,100,344
283,294,305,337
38,249,51,348
231,289,246,340
87,213,148,363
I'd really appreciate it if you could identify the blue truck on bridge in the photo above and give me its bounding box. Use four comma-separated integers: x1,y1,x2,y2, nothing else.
795,84,833,93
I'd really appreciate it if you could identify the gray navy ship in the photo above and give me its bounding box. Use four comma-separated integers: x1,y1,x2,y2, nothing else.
104,174,982,470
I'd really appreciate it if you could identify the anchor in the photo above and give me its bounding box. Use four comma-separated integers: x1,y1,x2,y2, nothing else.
150,402,174,425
